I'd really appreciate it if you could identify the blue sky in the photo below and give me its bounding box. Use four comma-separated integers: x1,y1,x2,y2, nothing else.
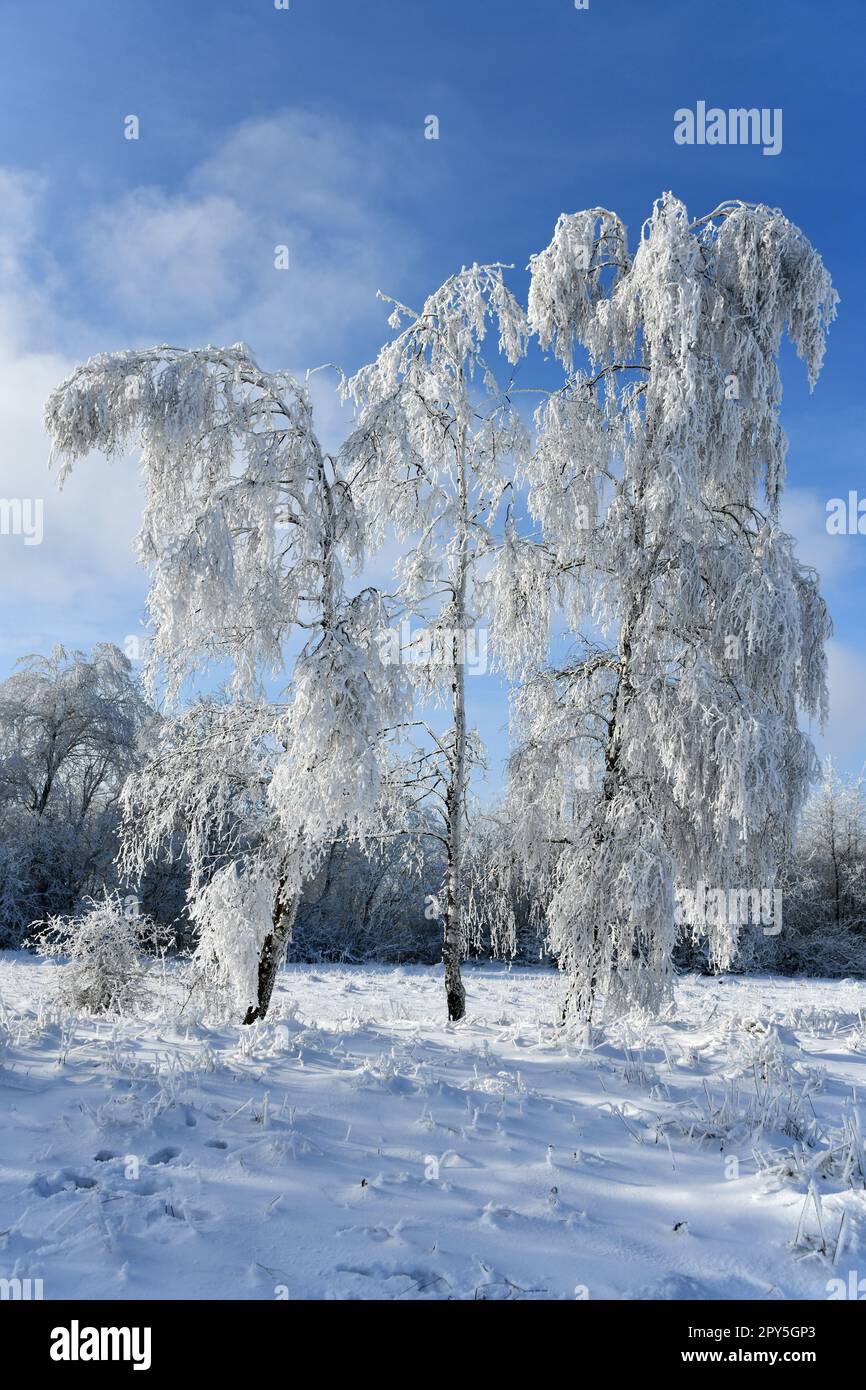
0,0,864,792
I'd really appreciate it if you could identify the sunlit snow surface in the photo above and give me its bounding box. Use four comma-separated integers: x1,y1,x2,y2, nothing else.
1,956,865,1300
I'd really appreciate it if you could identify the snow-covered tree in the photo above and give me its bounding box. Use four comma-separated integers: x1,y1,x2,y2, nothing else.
798,761,866,930
341,266,529,1019
292,805,446,964
118,697,447,982
783,760,866,972
0,644,150,938
45,346,406,1021
117,699,276,902
33,891,160,1016
508,195,837,1020
700,760,866,978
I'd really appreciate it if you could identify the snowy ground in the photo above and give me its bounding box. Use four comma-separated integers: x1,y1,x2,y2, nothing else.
1,954,865,1301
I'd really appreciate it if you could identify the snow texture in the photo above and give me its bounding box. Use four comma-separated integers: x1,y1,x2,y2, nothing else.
2,956,865,1301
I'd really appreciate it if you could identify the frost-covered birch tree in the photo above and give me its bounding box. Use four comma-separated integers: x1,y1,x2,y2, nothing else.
45,345,405,1022
341,266,528,1019
795,760,866,932
0,643,151,936
508,194,837,1020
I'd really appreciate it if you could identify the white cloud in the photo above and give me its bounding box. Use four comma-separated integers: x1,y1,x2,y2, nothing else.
781,485,866,592
0,112,434,670
81,109,427,368
0,333,144,653
0,168,58,352
0,172,148,662
779,490,866,775
812,639,866,773
86,190,251,322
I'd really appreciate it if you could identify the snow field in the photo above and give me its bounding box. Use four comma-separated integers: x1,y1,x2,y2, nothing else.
1,956,865,1301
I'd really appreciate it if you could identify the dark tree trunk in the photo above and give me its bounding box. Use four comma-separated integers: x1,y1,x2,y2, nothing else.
443,918,466,1022
441,420,469,1025
242,875,298,1025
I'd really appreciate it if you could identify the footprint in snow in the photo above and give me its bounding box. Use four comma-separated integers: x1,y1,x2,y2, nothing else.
31,1170,98,1197
148,1146,181,1166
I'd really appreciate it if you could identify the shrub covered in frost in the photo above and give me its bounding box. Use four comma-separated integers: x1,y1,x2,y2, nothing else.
31,893,160,1015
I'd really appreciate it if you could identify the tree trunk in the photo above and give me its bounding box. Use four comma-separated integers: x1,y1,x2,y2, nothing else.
560,935,599,1025
242,873,298,1025
441,416,470,1023
560,506,653,1027
443,768,467,1020
443,633,468,1022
